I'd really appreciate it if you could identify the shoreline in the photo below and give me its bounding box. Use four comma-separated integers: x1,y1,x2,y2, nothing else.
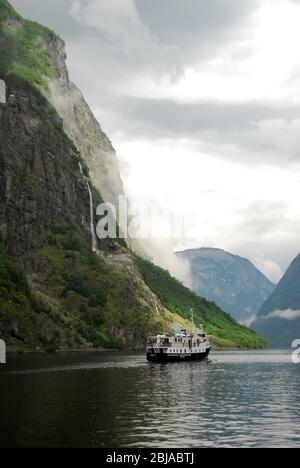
5,345,274,357
6,347,121,356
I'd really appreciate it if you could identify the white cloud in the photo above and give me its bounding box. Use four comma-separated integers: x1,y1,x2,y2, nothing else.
240,316,257,327
69,0,180,79
117,139,300,275
9,0,300,276
267,310,300,320
253,258,283,284
253,118,300,160
126,0,300,105
70,0,153,58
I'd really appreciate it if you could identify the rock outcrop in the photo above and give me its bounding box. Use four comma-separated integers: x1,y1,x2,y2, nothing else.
45,35,124,208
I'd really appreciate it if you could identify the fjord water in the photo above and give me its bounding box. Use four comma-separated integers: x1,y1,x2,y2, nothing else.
0,350,299,448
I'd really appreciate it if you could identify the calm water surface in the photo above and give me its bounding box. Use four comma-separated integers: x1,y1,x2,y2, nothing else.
0,350,299,448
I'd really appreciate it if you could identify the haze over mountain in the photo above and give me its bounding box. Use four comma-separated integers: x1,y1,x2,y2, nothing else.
252,253,300,347
176,248,275,324
9,0,300,286
0,0,266,351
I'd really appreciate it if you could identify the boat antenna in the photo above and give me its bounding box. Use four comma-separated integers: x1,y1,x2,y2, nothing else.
191,308,195,334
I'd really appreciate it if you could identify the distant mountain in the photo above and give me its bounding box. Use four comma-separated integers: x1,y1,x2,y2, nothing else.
176,248,275,324
252,253,300,347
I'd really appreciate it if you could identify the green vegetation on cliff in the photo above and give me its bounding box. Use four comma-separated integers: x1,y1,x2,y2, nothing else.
0,228,159,352
0,75,165,351
0,0,267,352
135,256,268,349
0,0,56,89
0,240,65,352
27,223,165,350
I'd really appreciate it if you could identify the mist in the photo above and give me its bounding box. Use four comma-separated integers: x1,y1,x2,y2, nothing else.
131,237,193,289
267,309,300,321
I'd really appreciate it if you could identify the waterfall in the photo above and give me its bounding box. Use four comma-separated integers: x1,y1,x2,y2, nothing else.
86,180,98,252
78,160,97,251
0,79,6,104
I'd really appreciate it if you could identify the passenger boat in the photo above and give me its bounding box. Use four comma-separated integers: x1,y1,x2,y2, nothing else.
146,327,211,363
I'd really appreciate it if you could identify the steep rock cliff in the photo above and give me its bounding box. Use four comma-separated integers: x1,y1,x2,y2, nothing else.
45,35,124,208
0,77,166,351
0,0,267,351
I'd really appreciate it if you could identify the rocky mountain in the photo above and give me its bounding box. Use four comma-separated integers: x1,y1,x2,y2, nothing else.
0,0,266,351
176,248,275,324
46,39,124,209
252,253,300,347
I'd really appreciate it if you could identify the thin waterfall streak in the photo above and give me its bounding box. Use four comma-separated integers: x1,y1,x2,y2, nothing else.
78,159,97,251
86,180,98,252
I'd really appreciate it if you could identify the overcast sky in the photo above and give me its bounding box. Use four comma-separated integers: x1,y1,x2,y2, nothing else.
10,0,300,282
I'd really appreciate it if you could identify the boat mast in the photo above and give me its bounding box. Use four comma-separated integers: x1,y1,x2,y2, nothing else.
191,308,195,334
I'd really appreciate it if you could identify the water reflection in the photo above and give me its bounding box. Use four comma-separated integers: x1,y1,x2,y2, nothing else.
0,350,299,448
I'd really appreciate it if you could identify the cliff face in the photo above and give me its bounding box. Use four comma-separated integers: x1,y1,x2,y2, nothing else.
0,0,164,351
45,35,124,208
0,0,267,351
0,0,124,207
0,79,166,351
0,84,91,259
258,254,300,316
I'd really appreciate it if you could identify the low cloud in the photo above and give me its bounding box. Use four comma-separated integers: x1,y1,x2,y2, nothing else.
92,95,300,169
267,309,300,321
240,316,257,327
252,257,282,284
135,238,194,289
9,0,300,278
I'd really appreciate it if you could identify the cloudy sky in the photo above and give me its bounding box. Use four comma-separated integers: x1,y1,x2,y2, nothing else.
10,0,300,282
